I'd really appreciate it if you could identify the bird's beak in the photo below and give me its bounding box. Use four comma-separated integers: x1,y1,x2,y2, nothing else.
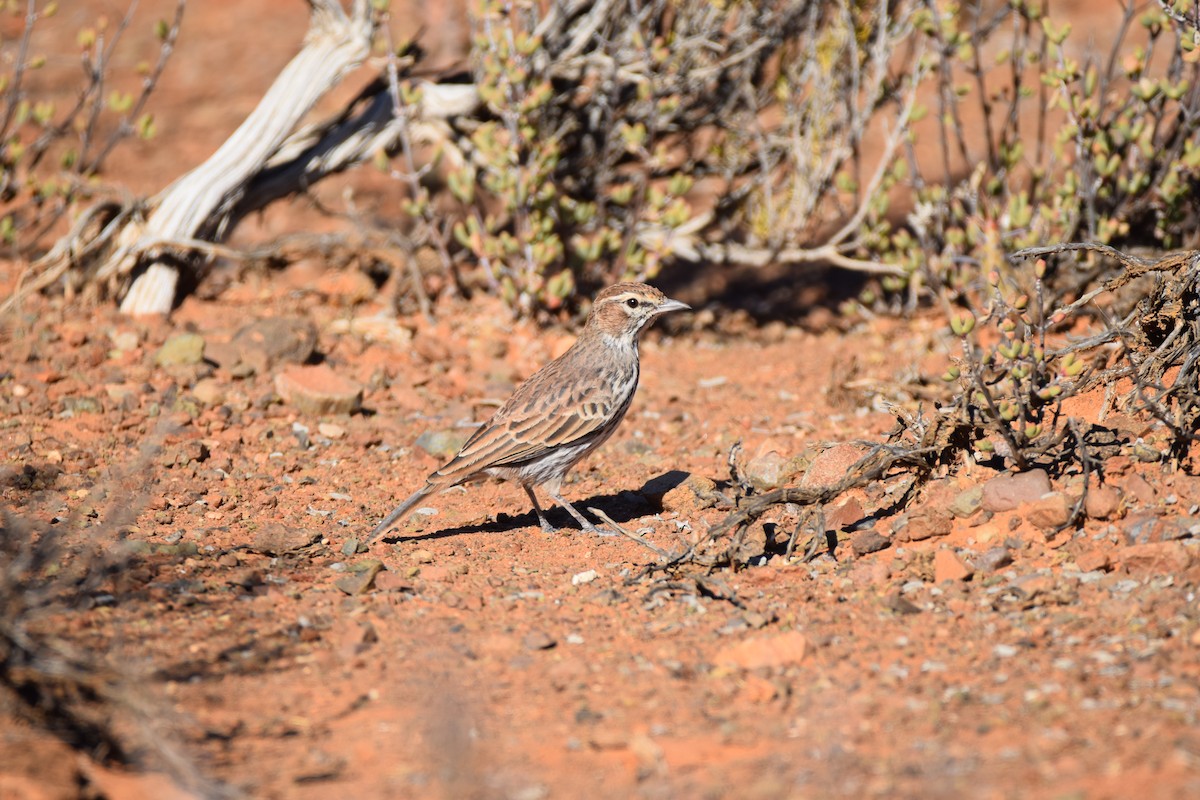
655,298,691,315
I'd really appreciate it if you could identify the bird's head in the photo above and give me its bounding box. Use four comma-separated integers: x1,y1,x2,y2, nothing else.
587,282,690,341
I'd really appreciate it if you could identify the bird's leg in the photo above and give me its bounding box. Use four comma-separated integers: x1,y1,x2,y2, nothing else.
545,488,615,537
522,484,557,533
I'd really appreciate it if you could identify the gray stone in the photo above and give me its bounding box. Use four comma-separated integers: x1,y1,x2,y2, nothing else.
155,333,206,367
981,469,1052,513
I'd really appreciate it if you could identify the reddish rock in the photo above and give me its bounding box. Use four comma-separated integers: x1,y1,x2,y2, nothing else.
660,474,720,513
981,469,1052,513
1075,549,1112,573
801,444,872,490
850,529,890,557
895,510,952,542
275,365,363,415
373,570,414,592
1121,542,1195,576
934,549,973,583
1084,484,1123,520
1024,492,1072,530
744,450,790,491
715,630,809,670
826,497,865,531
1117,472,1157,505
419,565,454,582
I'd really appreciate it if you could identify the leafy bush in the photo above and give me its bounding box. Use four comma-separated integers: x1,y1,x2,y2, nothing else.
0,1,180,256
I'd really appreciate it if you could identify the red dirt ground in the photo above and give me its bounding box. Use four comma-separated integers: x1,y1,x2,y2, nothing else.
2,2,1200,799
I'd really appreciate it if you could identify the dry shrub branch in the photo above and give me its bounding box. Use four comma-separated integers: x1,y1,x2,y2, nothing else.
0,425,213,793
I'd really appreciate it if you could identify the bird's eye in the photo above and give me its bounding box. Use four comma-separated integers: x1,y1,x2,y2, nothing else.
626,298,639,308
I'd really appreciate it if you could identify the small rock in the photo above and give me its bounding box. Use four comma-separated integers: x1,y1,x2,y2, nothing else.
1024,492,1072,530
1084,484,1122,520
897,510,952,542
826,497,865,531
523,631,557,651
415,430,469,458
933,548,973,583
411,549,435,564
314,269,377,304
1121,541,1194,576
731,525,767,564
318,422,346,440
883,592,922,614
192,377,225,406
275,365,362,415
1075,549,1112,573
219,317,319,374
334,561,384,595
949,485,983,518
850,530,890,557
801,444,872,490
744,451,791,491
714,630,808,670
251,523,320,555
341,538,360,557
660,474,721,513
110,330,140,351
571,569,599,586
62,396,102,415
1117,472,1156,505
155,333,206,367
974,546,1013,573
419,565,453,581
334,620,379,659
981,469,1052,513
374,570,414,592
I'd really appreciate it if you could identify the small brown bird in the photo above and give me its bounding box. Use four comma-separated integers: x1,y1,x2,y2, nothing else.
368,282,689,541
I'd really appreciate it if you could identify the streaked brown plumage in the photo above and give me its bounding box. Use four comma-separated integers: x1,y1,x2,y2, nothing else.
368,282,689,541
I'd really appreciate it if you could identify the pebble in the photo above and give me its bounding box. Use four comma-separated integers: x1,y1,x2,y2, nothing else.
155,333,206,367
850,530,890,557
334,560,384,595
523,631,557,650
411,549,435,564
660,474,720,514
318,422,346,439
1075,549,1112,573
251,523,321,555
949,485,983,518
974,546,1013,573
714,630,809,670
980,469,1052,513
934,549,973,583
110,329,140,351
1121,541,1194,576
883,592,922,614
744,450,791,491
1023,492,1072,530
415,429,469,458
211,317,318,374
571,569,599,585
801,443,872,490
1085,484,1122,520
192,377,225,405
274,365,363,415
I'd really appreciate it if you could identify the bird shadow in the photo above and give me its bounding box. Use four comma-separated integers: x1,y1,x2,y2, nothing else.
382,470,690,543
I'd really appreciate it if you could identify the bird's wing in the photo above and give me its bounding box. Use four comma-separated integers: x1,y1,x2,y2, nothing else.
433,378,620,482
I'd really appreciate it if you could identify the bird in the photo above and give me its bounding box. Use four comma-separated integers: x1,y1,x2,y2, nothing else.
367,282,690,542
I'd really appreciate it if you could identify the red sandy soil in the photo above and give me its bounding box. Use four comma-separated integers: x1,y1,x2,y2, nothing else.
2,2,1200,799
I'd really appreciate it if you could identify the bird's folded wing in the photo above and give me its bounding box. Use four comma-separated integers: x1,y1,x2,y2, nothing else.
436,390,613,478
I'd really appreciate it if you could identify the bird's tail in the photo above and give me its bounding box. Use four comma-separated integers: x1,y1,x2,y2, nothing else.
366,483,433,543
